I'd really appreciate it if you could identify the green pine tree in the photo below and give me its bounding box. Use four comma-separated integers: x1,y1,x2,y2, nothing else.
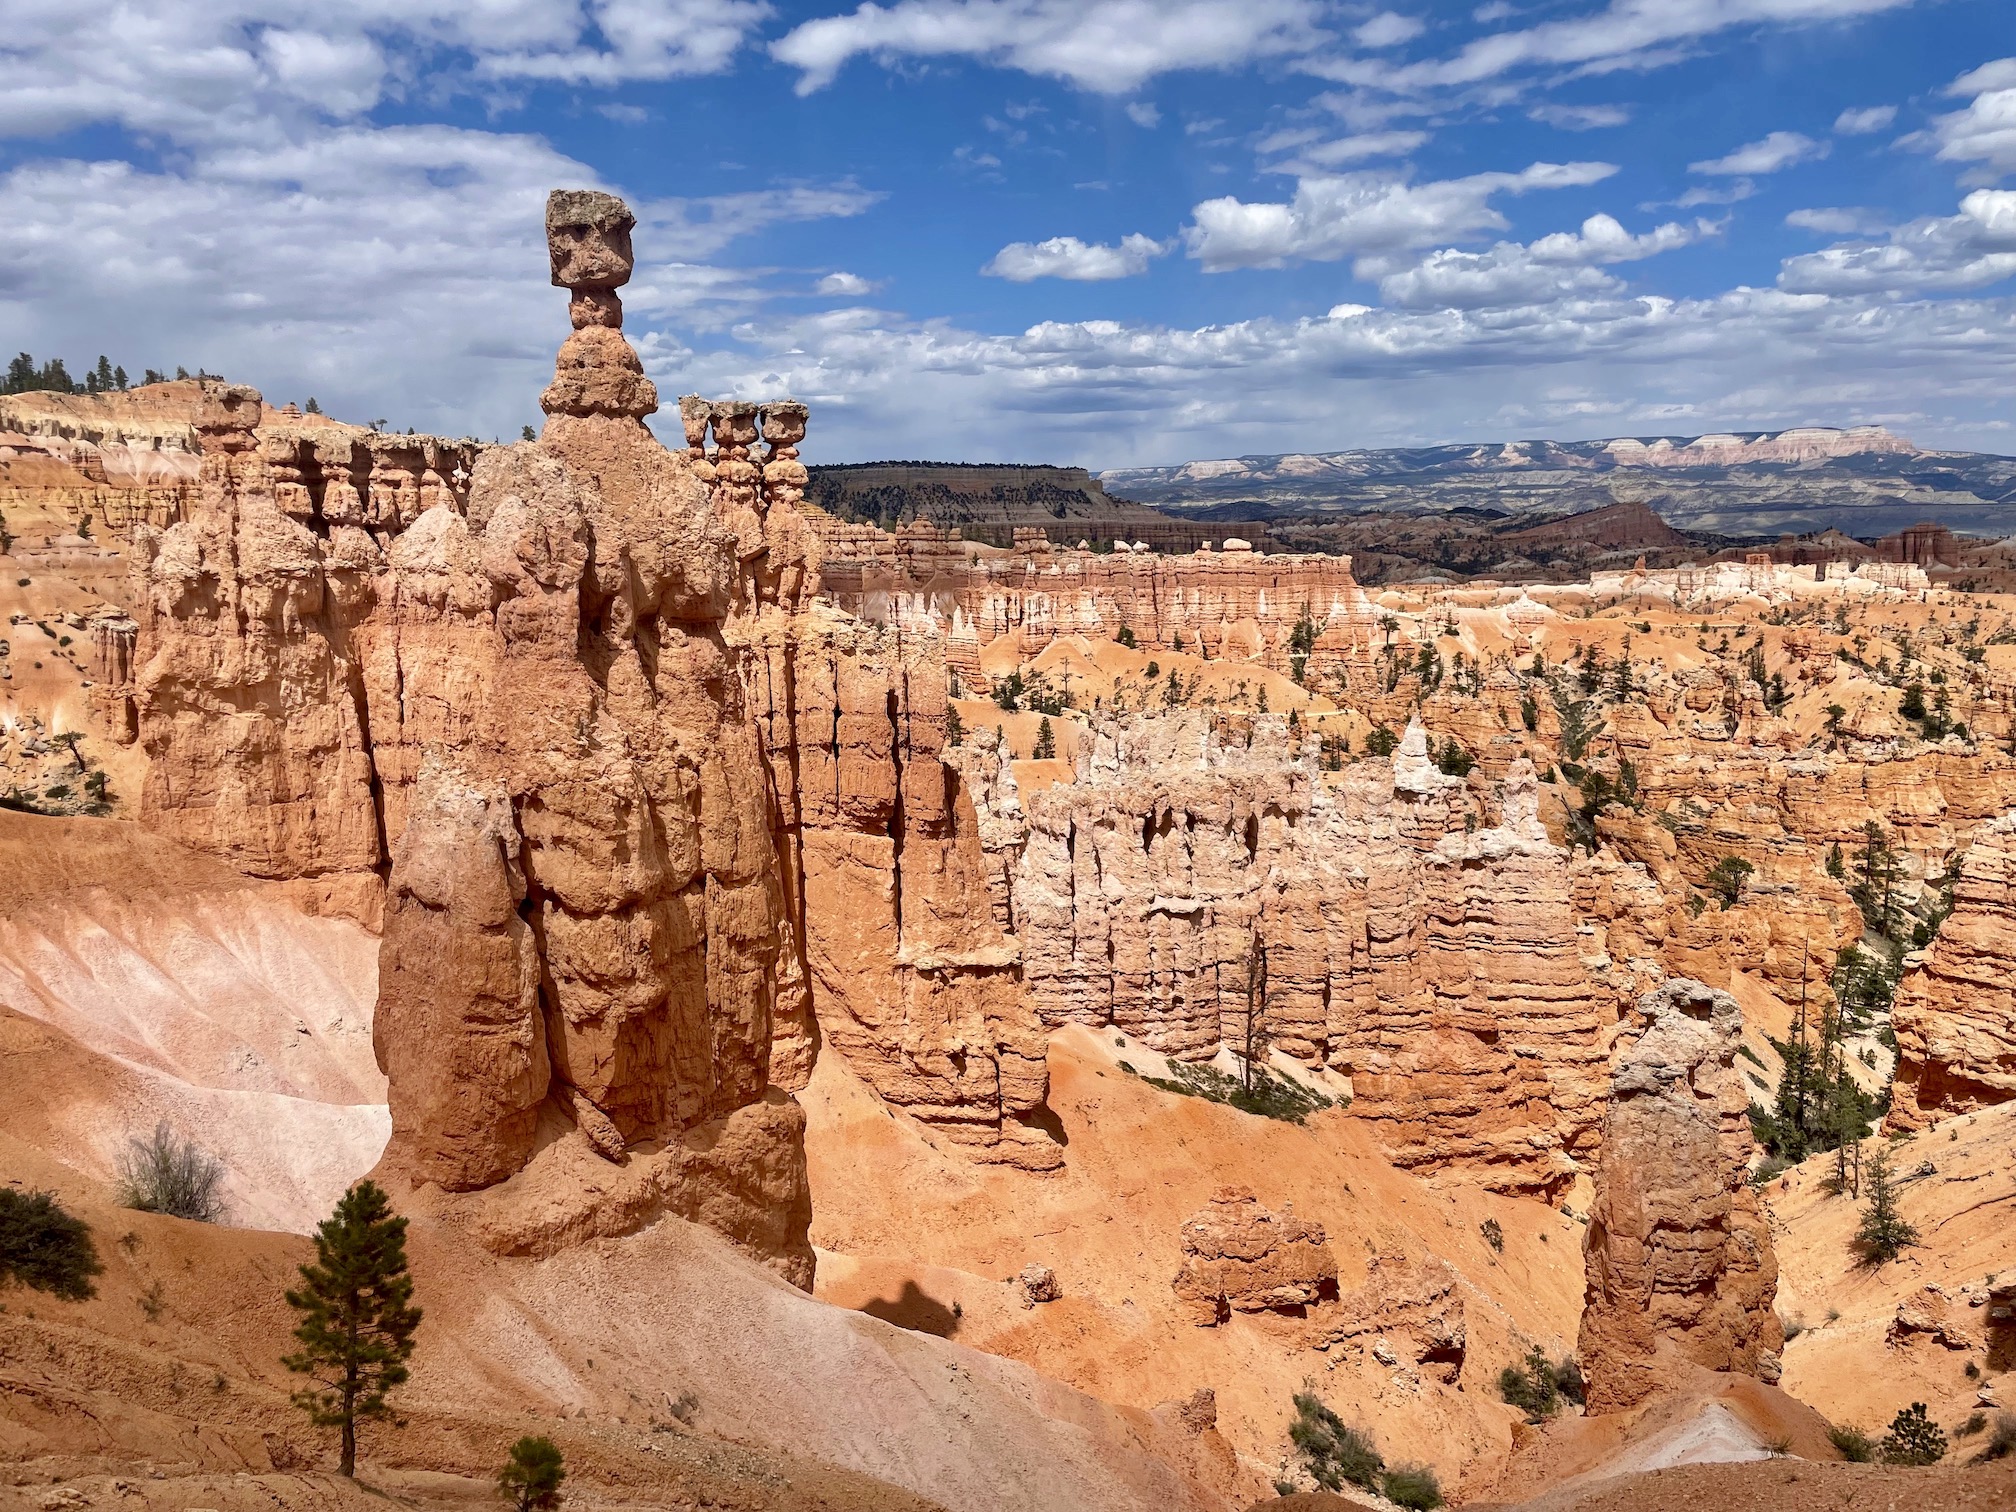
282,1180,422,1475
1880,1402,1947,1465
1289,604,1316,686
1033,716,1056,760
498,1435,566,1510
1853,1145,1919,1266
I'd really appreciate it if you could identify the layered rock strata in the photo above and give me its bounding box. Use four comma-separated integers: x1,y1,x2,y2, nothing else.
989,716,1610,1193
1171,1186,1338,1325
132,381,388,915
749,609,1058,1167
809,513,1378,683
1578,978,1782,1413
2,382,481,544
1889,810,2016,1128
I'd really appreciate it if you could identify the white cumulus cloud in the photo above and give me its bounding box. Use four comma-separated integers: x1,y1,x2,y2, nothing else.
0,0,772,144
1917,57,2016,178
669,283,2016,466
817,271,879,296
1184,161,1617,271
1372,212,1712,309
982,232,1170,281
1779,190,2016,294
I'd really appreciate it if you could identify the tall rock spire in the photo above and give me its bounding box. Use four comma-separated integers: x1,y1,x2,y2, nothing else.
539,189,657,423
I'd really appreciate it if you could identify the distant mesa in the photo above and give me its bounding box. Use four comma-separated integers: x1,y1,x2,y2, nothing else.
1103,425,1927,499
1599,425,1915,468
1099,424,2016,540
806,458,1269,552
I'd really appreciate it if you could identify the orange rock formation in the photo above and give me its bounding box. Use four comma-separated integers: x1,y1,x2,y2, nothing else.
1170,1185,1339,1326
123,191,1071,1273
993,717,1606,1193
1579,978,1782,1413
1889,811,2016,1128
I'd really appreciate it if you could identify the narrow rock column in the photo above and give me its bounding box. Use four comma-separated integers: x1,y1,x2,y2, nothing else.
1578,978,1783,1412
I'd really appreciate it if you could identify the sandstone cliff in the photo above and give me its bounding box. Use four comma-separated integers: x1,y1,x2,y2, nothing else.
1889,809,2016,1128
751,608,1058,1168
1579,978,1782,1413
976,713,1609,1195
810,513,1377,684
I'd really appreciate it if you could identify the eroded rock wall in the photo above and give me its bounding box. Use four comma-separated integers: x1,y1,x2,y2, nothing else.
752,608,1058,1168
131,384,388,920
1578,978,1782,1413
1889,810,2016,1128
994,715,1612,1194
810,514,1378,681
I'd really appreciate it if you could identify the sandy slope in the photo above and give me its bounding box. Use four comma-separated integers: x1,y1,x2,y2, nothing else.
0,1124,1226,1512
804,1023,1590,1501
0,818,1239,1512
1479,1456,2016,1512
1769,1100,2016,1444
0,813,384,1232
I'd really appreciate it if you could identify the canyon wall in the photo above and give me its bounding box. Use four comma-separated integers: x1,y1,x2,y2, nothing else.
1889,811,2016,1128
809,514,1379,682
749,609,1059,1168
959,715,1613,1195
1,384,474,543
1578,978,1782,1413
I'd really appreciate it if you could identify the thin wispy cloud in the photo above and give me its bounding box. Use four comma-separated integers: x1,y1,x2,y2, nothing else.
772,0,1332,95
1353,12,1426,49
1689,131,1828,176
1529,103,1631,130
1833,104,1896,134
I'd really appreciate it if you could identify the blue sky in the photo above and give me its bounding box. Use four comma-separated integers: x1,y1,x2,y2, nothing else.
2,0,2013,467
